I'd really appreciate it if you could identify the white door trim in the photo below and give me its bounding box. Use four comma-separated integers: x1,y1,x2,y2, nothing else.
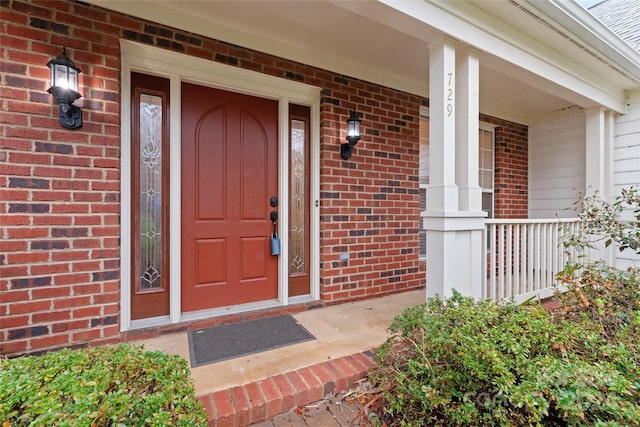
120,40,321,331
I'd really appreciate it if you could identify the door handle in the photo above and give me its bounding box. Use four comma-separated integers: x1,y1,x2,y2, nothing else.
270,210,278,223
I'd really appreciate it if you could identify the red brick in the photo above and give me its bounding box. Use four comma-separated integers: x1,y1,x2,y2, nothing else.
198,394,216,425
31,285,72,299
271,374,296,412
331,356,362,388
258,377,283,418
72,328,102,342
352,352,376,370
245,382,267,423
51,319,90,334
72,306,102,318
312,362,336,395
285,371,309,407
0,314,30,329
53,296,92,309
30,333,70,349
9,299,51,315
0,340,28,354
1,290,29,303
212,391,236,427
229,386,251,426
343,354,370,377
298,367,324,402
323,361,347,393
32,310,72,323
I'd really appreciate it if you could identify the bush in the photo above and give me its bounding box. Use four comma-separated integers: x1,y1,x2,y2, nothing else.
557,186,640,340
556,260,640,340
369,187,640,426
563,186,640,255
0,344,208,426
370,292,640,426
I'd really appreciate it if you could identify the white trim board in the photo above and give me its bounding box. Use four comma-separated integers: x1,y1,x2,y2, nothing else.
120,40,321,331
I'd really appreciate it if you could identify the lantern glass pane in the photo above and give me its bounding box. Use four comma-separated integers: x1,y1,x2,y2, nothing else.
68,69,78,92
50,65,55,87
347,120,360,137
54,64,69,89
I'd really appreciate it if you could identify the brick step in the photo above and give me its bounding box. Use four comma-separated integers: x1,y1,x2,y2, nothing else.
198,350,376,427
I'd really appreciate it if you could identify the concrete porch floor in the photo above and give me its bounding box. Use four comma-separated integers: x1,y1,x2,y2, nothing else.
139,289,424,426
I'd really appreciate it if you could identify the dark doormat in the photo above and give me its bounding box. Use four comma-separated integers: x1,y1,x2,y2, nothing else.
187,314,315,367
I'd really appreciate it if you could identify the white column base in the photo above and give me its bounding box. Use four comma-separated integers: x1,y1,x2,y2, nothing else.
423,212,486,300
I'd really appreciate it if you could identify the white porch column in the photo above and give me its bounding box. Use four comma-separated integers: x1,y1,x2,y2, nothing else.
456,47,486,299
585,107,606,193
456,47,482,213
426,35,458,212
604,110,615,198
585,107,614,264
424,37,485,300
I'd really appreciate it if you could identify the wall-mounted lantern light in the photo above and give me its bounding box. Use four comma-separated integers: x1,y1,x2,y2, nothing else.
47,47,82,129
340,110,361,160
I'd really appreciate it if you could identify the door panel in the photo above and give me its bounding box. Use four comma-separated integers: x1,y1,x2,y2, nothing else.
182,83,279,312
196,238,226,284
130,72,170,320
196,106,225,220
288,104,311,296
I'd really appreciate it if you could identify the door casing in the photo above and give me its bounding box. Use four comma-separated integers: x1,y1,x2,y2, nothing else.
120,40,321,331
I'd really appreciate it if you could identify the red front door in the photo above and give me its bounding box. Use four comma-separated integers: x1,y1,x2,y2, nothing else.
181,83,279,312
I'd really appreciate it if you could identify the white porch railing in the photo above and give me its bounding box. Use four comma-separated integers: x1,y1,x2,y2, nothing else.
482,218,581,303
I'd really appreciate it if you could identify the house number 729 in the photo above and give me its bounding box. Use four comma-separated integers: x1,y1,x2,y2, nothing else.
447,72,453,117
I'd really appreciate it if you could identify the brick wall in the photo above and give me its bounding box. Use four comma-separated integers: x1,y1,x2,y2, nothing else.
1,0,122,355
480,114,529,219
0,0,424,356
319,85,425,301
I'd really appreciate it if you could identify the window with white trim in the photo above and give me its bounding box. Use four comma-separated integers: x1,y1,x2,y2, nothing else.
418,117,495,259
479,124,495,219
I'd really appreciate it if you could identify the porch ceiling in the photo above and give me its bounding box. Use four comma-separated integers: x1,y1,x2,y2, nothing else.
88,0,639,124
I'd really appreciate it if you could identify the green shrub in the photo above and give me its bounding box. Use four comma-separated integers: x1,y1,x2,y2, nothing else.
369,187,640,426
0,344,208,426
563,186,640,255
556,186,640,341
370,292,640,426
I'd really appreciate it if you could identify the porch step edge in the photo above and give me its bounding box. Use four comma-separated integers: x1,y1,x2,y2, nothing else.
198,350,376,427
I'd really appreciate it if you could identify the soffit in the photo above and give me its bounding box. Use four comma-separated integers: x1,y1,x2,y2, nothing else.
86,0,637,123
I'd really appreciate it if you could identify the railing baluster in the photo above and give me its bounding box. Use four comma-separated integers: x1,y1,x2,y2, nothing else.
514,224,520,296
543,223,549,287
528,223,534,294
482,223,487,299
498,224,505,298
490,223,497,300
483,218,579,302
521,224,525,294
535,223,541,291
552,223,557,285
506,224,512,298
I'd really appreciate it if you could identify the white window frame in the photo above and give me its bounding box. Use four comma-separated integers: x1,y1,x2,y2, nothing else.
479,122,497,219
418,109,496,259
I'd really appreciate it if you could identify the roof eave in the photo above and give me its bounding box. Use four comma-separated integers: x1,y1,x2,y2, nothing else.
526,0,640,84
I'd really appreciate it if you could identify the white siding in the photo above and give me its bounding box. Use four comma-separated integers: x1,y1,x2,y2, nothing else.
613,96,640,268
529,114,586,218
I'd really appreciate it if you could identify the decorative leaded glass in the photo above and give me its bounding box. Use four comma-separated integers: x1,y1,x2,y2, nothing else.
139,94,163,290
290,119,306,273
